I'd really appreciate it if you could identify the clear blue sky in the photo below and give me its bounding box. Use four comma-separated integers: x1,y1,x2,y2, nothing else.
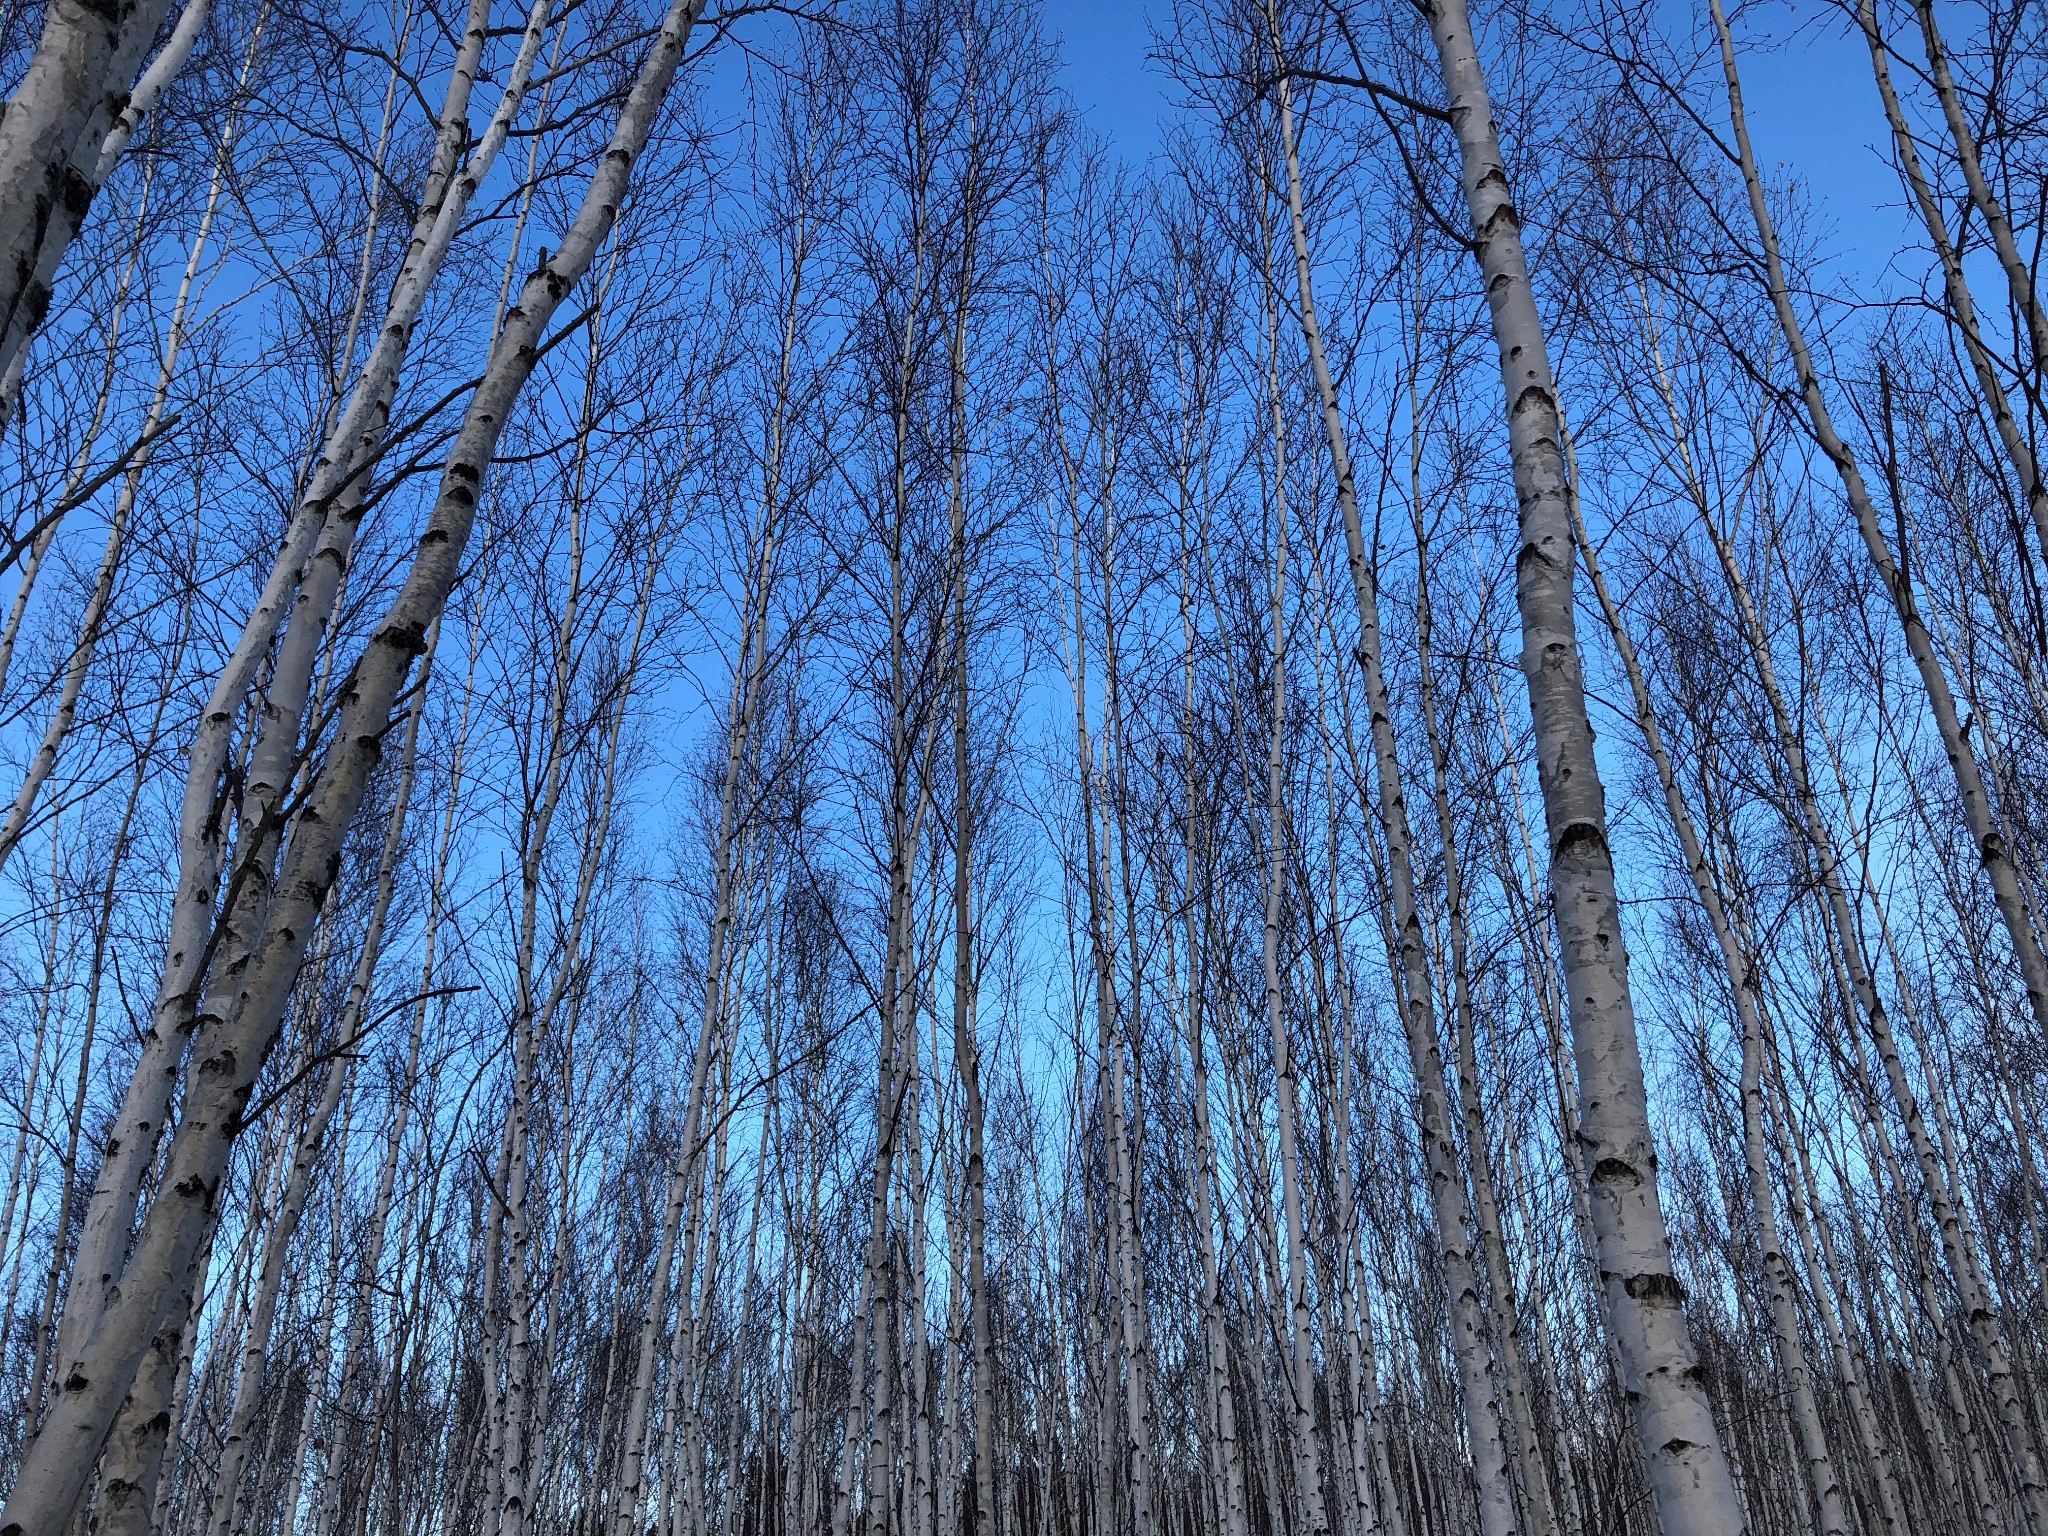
1044,0,1173,159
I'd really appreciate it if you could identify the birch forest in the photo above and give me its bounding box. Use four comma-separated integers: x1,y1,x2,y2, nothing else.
7,0,2048,1530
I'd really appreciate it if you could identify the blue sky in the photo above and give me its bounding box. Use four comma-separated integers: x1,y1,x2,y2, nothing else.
1737,1,1920,292
1043,0,1919,296
1043,0,1173,161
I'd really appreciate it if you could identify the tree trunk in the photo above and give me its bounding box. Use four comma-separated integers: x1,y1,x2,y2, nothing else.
1414,1,1748,1525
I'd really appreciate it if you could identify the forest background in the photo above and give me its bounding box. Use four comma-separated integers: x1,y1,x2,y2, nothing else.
1,1,2042,1536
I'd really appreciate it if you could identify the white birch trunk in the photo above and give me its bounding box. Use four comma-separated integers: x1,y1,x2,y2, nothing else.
1570,484,1849,1536
204,623,431,1536
44,0,496,1403
1853,0,2048,570
1175,522,1252,1536
0,3,706,1525
1270,51,1516,1536
0,0,187,389
1705,15,2048,1516
1247,201,1332,1536
1905,0,2048,462
1414,1,1748,1523
0,4,258,874
613,201,797,1536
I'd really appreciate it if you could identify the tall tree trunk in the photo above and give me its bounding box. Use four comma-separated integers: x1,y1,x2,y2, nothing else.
1413,1,1748,1525
205,624,433,1536
1704,49,2048,1530
1270,49,1516,1536
1707,14,2048,1519
0,4,706,1527
1247,233,1331,1536
1570,476,1851,1536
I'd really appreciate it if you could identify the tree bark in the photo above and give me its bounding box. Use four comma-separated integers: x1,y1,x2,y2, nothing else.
0,4,706,1527
1271,49,1517,1536
1414,0,1747,1524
